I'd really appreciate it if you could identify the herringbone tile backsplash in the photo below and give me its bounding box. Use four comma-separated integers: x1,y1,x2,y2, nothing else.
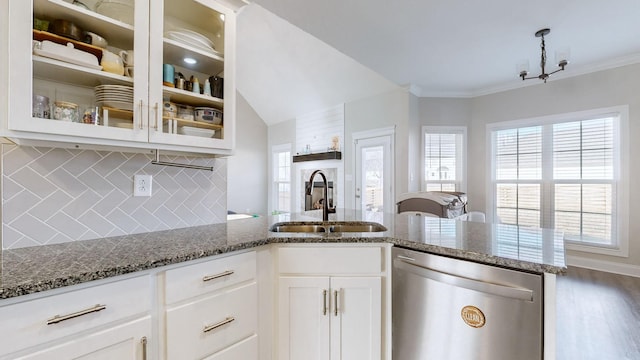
2,145,227,249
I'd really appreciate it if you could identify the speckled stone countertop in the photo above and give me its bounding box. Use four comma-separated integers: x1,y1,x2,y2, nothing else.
0,211,566,299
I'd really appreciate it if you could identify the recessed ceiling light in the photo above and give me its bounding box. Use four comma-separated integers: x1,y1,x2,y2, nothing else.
184,57,197,65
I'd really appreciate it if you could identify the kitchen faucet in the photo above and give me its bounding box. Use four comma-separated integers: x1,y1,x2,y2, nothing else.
306,170,336,221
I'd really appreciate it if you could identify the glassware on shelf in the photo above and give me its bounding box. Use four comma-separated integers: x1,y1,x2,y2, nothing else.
53,101,79,122
81,106,100,124
32,94,51,119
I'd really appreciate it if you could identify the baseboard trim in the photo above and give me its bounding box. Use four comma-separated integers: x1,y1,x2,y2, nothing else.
566,255,640,278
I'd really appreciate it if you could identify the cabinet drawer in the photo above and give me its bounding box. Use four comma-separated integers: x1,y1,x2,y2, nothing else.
166,282,258,359
0,275,150,356
203,334,258,360
13,317,151,360
164,251,256,304
278,246,382,274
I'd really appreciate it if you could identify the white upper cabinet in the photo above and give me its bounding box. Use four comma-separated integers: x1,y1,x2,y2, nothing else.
2,0,235,155
148,0,235,152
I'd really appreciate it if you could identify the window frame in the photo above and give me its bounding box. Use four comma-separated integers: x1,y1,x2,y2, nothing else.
421,126,467,193
271,143,292,214
486,106,629,257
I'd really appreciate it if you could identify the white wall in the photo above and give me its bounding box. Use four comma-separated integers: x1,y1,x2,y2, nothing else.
419,97,472,127
227,92,268,215
407,93,421,193
467,63,640,268
236,4,399,126
268,118,296,148
344,88,411,208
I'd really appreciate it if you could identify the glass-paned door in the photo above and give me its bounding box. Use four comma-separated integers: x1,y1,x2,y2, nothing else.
355,135,393,222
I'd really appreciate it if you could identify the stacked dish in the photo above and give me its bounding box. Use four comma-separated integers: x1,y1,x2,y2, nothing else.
94,84,133,111
176,104,194,120
95,0,134,25
178,126,215,138
165,28,221,56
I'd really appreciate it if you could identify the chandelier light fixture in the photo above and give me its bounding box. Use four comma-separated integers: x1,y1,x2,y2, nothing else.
518,28,569,83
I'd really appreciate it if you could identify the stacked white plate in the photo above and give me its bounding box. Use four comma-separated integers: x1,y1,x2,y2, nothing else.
96,0,134,25
94,84,133,111
178,126,215,138
165,28,221,56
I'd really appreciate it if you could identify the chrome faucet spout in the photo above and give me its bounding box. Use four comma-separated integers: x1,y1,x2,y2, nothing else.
307,169,335,221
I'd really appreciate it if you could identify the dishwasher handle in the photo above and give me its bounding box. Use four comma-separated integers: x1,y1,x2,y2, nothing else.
394,258,534,301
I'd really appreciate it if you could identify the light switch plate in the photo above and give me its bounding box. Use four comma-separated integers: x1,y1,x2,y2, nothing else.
134,174,152,197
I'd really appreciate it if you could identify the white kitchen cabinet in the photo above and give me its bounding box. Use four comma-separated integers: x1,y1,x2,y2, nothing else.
14,317,151,360
164,250,256,304
0,275,152,360
147,0,236,153
162,250,259,360
278,276,381,360
165,282,258,359
2,0,235,155
276,245,385,360
278,277,330,360
203,334,258,360
329,277,382,360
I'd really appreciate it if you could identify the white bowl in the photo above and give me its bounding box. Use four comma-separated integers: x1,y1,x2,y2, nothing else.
85,31,108,48
194,107,222,125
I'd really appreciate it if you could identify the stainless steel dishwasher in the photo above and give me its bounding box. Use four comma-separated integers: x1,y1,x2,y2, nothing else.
392,247,543,360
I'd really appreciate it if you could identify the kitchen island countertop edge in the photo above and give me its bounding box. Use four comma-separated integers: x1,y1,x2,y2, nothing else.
0,213,566,299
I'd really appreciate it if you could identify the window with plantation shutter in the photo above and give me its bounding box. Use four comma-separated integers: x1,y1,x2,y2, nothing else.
552,119,614,245
489,107,629,256
272,144,291,214
423,126,466,192
494,126,542,228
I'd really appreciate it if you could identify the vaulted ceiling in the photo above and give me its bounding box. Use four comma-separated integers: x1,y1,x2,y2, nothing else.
237,0,640,125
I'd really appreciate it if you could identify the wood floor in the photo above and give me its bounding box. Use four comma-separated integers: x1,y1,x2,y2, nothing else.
556,266,640,360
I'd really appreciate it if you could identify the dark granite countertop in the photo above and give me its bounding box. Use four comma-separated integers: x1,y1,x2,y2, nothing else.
0,211,566,299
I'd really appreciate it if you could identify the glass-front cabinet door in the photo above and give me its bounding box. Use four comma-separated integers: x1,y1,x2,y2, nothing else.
5,0,235,154
148,0,235,152
8,0,150,143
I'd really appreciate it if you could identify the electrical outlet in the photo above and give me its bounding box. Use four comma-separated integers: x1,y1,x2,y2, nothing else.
134,174,152,197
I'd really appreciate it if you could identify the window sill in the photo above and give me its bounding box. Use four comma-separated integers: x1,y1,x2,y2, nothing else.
565,242,629,258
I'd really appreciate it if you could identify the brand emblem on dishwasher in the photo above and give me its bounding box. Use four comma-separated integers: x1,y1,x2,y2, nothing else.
461,305,486,328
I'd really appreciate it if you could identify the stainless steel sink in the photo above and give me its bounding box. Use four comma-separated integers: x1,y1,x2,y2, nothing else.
269,221,387,233
268,224,327,233
328,223,387,233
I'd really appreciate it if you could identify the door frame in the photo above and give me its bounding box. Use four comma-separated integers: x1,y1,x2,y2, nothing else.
351,126,395,212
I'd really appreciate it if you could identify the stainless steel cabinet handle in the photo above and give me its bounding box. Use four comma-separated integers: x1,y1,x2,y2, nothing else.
323,289,328,315
138,100,143,129
46,304,106,325
394,259,534,301
334,290,339,316
153,102,159,129
203,317,235,333
397,255,416,262
203,270,234,282
141,336,147,360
